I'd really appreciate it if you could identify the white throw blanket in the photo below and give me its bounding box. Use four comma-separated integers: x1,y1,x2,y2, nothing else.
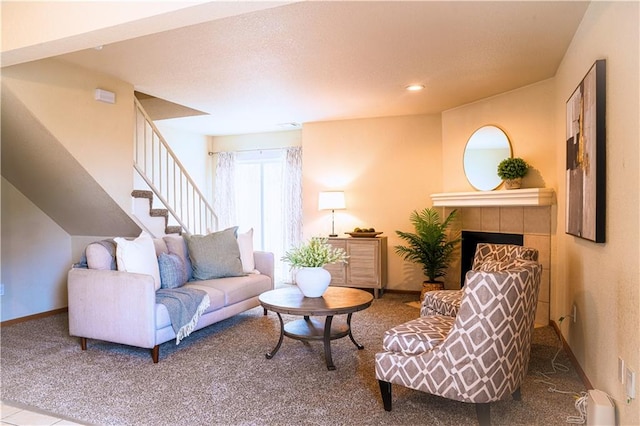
156,288,210,344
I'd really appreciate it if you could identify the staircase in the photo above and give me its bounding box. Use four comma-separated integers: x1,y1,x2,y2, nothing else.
133,97,217,236
132,190,183,235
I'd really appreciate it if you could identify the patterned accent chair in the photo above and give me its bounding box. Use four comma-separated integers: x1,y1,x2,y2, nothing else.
421,243,539,317
376,262,542,425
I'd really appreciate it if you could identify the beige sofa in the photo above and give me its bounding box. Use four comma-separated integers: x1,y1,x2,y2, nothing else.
68,232,274,363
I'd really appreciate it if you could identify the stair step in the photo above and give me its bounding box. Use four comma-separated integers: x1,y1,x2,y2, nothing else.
131,190,153,199
165,226,183,235
132,190,182,236
132,190,154,209
150,208,168,218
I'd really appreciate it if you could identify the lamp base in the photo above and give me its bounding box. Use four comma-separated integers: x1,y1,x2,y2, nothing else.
329,234,338,237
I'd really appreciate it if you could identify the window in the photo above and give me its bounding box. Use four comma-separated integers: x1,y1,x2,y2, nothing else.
214,147,302,285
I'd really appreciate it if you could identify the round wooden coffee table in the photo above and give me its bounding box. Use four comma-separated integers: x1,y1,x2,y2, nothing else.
259,286,373,370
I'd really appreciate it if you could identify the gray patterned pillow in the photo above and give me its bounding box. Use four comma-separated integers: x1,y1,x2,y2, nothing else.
158,253,186,289
185,227,245,280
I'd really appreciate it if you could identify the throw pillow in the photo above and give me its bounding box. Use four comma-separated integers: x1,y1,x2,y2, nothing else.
237,228,256,273
114,232,162,290
163,234,193,282
185,227,245,280
158,253,186,289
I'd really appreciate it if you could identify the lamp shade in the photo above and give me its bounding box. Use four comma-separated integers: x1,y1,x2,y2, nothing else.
318,191,346,210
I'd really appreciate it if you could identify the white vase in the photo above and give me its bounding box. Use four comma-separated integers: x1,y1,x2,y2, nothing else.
295,267,331,297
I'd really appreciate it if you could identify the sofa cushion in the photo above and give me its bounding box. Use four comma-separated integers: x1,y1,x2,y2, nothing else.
158,253,186,289
185,227,245,280
114,232,162,290
155,286,226,328
382,315,455,355
153,238,169,257
192,274,272,306
164,235,192,282
180,284,227,314
86,240,116,270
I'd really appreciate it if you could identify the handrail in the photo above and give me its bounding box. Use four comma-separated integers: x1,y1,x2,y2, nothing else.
133,98,218,235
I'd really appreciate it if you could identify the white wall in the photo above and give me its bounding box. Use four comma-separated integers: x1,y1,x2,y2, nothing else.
442,79,556,192
553,3,639,424
1,178,71,321
2,58,135,213
302,114,443,291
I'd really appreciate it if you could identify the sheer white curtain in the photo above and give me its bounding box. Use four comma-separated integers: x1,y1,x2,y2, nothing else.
213,152,237,230
281,146,303,282
212,147,302,285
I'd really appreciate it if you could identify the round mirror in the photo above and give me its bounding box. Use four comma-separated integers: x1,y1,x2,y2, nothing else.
463,125,512,191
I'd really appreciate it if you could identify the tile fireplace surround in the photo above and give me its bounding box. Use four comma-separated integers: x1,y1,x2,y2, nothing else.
432,189,555,326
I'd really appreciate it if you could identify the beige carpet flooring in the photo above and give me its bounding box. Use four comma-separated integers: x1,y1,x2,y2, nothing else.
0,293,586,425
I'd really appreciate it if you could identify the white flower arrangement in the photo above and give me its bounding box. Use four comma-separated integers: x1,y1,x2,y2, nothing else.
281,237,348,268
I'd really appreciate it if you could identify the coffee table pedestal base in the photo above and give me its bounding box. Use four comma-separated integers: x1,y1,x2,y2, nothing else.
265,313,364,370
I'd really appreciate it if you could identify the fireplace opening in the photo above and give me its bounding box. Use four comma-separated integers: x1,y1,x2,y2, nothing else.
460,231,524,284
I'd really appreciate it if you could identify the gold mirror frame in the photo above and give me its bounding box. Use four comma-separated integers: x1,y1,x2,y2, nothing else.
463,125,512,191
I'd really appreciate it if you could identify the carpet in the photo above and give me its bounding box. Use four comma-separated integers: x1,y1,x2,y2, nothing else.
404,300,422,309
1,293,586,425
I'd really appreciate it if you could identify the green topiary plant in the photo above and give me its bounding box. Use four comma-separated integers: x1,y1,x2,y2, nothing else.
394,208,461,282
497,157,529,180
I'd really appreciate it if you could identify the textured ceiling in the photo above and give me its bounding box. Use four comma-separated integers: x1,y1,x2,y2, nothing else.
57,1,589,136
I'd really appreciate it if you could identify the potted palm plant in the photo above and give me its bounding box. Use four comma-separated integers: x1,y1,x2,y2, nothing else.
395,208,461,300
497,157,529,189
281,237,348,297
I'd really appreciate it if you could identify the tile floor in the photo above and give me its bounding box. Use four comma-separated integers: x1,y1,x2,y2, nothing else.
1,401,86,426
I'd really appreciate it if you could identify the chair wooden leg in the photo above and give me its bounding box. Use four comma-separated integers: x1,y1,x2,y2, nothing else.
80,337,87,350
475,403,490,426
512,387,521,401
378,380,392,411
151,345,160,363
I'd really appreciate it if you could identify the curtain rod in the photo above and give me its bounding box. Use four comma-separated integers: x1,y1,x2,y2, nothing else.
208,146,300,155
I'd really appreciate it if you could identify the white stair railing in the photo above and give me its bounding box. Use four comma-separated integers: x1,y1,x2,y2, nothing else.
133,98,217,235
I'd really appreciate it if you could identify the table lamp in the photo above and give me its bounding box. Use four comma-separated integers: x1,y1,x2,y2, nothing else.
318,191,346,237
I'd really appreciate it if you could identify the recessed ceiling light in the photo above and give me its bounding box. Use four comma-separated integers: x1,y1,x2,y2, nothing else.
405,84,425,92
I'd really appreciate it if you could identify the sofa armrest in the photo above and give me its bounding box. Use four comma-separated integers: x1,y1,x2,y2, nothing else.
67,268,157,348
253,251,275,289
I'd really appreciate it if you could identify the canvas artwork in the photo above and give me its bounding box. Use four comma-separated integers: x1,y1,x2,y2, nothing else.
565,59,606,243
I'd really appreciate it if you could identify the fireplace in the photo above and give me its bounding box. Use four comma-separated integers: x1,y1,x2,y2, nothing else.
433,199,553,326
460,231,523,284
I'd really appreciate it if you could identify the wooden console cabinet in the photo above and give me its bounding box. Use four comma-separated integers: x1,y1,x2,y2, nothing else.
324,236,388,298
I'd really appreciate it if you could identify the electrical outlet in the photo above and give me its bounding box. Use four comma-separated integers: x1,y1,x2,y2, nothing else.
626,367,636,399
619,358,626,383
572,304,577,323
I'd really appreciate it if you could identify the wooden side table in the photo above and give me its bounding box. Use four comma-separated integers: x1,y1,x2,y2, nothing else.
324,236,388,298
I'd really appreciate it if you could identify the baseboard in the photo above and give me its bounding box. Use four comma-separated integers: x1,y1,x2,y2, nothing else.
1,307,68,327
550,320,593,389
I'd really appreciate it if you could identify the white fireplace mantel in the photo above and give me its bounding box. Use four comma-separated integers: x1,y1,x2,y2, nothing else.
431,188,555,207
